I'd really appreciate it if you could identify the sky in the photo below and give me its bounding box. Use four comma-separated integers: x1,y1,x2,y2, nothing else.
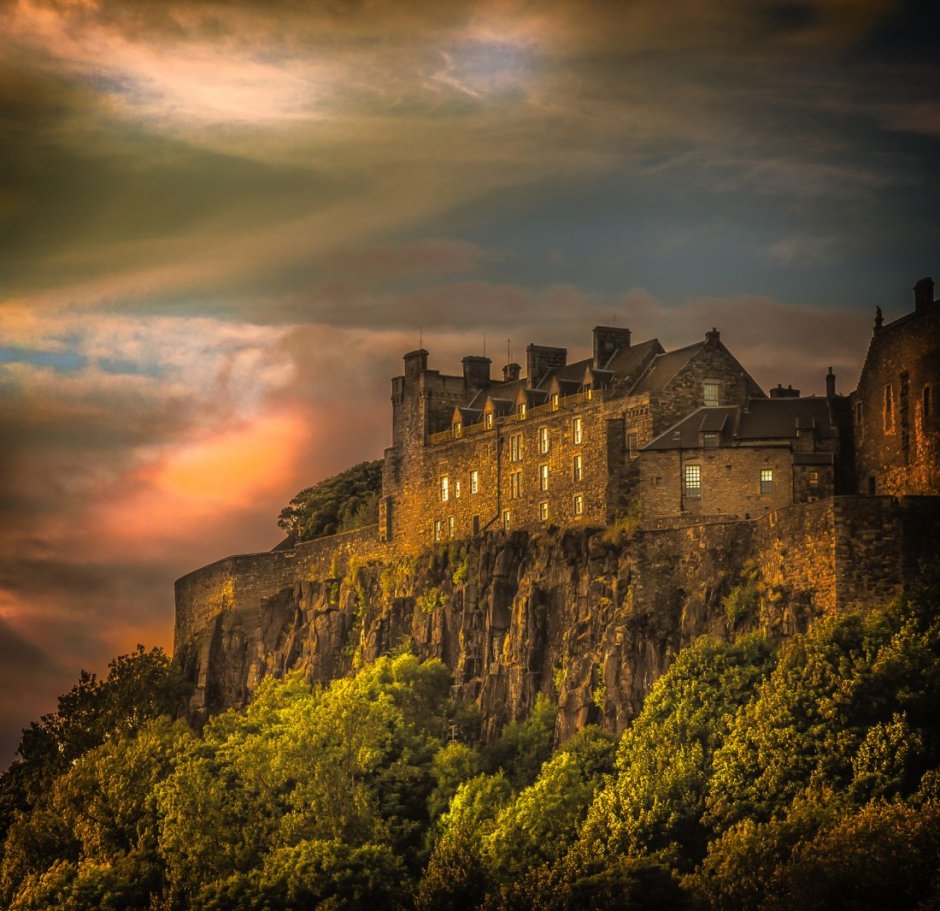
0,0,938,767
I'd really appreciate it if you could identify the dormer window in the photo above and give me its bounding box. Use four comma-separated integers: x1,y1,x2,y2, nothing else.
702,432,719,449
551,393,559,411
519,402,527,420
585,386,593,401
485,412,494,430
453,421,463,438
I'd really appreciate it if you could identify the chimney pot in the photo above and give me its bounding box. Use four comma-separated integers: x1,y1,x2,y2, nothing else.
592,326,631,369
503,362,521,382
826,367,836,399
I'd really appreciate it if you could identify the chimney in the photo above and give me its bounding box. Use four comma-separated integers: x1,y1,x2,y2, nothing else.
462,356,491,394
914,276,934,314
826,367,836,399
705,327,721,346
503,363,521,382
526,344,567,387
403,348,429,380
769,384,801,399
592,326,631,368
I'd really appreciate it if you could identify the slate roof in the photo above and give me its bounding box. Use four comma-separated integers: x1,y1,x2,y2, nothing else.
644,397,839,451
604,338,664,378
629,342,705,396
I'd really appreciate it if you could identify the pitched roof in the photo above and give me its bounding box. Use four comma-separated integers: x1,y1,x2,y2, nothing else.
604,338,663,379
629,342,705,396
644,407,739,450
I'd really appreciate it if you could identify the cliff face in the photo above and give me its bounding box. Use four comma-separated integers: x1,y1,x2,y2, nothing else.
174,496,940,740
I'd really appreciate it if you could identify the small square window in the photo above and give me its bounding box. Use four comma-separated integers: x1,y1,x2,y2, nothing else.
539,463,549,491
539,501,549,521
470,470,479,494
809,470,820,487
704,382,719,407
573,454,583,483
760,469,774,495
684,464,701,498
539,426,549,454
574,494,584,516
502,510,511,530
572,417,583,444
440,476,449,502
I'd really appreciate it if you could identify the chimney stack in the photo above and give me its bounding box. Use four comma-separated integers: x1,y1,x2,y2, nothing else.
914,276,934,314
826,367,836,399
592,326,631,368
705,327,721,346
403,348,429,380
769,384,801,399
503,363,521,382
526,344,567,387
462,356,491,394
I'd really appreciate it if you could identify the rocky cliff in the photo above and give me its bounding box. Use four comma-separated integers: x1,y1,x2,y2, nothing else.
174,496,940,740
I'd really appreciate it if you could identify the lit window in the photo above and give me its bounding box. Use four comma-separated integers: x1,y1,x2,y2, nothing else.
884,385,894,432
551,393,560,411
684,464,701,498
455,480,461,499
485,412,494,429
453,422,462,438
502,510,511,530
434,519,442,542
448,516,456,538
704,382,719,407
809,470,820,487
703,432,719,449
572,417,583,444
573,454,583,483
510,433,524,462
539,463,549,491
519,403,527,420
585,386,593,400
510,471,522,499
574,494,584,516
760,469,774,495
539,501,549,521
627,432,638,458
470,470,479,494
539,426,549,454
441,476,449,502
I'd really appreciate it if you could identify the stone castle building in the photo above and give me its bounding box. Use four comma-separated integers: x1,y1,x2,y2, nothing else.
379,277,938,552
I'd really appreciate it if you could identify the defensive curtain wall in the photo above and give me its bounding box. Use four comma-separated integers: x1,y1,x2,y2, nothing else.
174,495,940,731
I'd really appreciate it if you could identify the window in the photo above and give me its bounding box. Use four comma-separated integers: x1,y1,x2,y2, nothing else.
453,422,462,438
502,510,511,530
440,476,449,502
703,432,719,449
519,403,527,420
485,412,494,429
470,470,479,494
627,432,638,458
539,426,549,454
472,514,480,536
551,393,559,411
510,432,524,462
925,386,932,421
572,417,583,444
683,464,701,498
574,494,584,516
704,382,720,407
809,469,820,487
585,386,593,400
448,516,455,538
760,469,774,495
539,501,549,521
539,463,549,491
573,454,583,483
510,470,522,499
455,480,461,499
434,519,442,542
884,384,894,432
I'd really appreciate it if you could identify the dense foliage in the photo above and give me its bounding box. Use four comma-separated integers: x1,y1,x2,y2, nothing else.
2,576,939,909
278,460,382,542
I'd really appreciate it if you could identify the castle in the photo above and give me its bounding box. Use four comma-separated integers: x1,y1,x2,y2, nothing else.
379,277,939,550
174,277,940,725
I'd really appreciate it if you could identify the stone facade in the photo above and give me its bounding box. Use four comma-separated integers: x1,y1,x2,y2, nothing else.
853,277,940,497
